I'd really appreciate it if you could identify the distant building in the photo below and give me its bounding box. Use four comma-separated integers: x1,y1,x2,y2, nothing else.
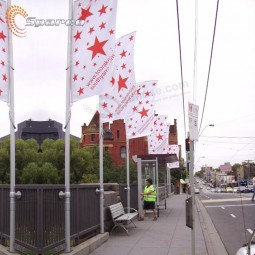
219,162,232,173
80,111,179,166
0,119,79,145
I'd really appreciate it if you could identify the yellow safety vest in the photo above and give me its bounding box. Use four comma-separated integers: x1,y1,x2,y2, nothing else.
144,185,157,202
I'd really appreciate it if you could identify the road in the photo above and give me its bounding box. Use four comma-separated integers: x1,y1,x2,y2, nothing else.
196,184,255,255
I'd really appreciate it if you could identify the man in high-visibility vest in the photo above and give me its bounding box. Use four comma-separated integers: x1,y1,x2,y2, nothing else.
139,178,157,221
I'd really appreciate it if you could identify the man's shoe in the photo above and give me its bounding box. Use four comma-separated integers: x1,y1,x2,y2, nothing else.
153,217,157,221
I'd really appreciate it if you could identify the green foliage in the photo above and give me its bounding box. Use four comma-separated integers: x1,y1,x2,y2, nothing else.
0,138,139,185
170,165,187,185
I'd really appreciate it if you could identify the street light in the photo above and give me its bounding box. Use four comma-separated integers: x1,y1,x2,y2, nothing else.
199,124,214,137
194,156,205,171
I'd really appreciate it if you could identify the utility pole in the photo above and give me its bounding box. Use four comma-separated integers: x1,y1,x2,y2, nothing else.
244,160,254,184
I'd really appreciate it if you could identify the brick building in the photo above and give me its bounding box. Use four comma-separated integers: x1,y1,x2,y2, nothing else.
80,111,178,166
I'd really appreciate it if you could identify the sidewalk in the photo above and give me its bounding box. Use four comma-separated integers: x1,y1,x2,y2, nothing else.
90,194,209,255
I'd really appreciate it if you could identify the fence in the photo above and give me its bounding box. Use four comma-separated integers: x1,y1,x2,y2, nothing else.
0,184,100,255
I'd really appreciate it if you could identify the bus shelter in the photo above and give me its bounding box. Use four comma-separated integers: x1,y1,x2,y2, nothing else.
133,154,178,216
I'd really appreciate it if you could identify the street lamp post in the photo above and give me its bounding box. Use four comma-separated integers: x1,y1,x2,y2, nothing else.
199,124,214,137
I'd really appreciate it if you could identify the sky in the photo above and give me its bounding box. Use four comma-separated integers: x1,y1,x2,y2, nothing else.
0,0,254,169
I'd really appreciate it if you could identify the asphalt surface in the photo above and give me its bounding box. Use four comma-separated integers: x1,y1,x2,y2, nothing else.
197,186,255,255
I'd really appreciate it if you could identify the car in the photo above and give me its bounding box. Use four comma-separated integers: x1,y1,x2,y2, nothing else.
207,187,210,190
236,229,255,255
211,188,216,192
240,186,248,193
216,187,221,193
233,187,239,193
247,185,254,193
195,188,200,194
236,243,255,255
221,188,226,192
226,187,233,193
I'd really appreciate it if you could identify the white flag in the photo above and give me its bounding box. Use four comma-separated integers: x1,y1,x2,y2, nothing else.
167,145,180,168
99,32,136,123
148,115,169,154
125,81,157,139
71,0,117,102
0,0,9,103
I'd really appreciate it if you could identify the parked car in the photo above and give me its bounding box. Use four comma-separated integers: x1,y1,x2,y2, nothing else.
233,187,239,193
211,188,216,192
226,187,233,193
221,188,226,193
216,187,221,193
236,229,255,255
247,185,254,193
195,188,200,194
236,243,255,255
239,186,248,193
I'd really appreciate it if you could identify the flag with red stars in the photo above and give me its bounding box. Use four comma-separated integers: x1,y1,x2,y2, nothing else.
148,115,169,154
71,0,117,102
0,0,9,103
167,145,180,168
125,80,157,139
99,31,136,123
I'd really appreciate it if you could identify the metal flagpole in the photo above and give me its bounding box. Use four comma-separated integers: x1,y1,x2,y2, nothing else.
63,0,73,252
7,0,16,251
126,139,130,213
190,140,195,255
99,115,104,234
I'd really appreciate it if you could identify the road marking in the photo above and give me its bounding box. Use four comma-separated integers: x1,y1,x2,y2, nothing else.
205,204,255,208
230,214,236,218
221,207,225,209
247,229,253,234
201,197,251,203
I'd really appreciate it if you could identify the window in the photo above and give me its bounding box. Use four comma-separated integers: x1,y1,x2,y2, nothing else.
91,134,95,141
120,146,126,159
117,130,120,139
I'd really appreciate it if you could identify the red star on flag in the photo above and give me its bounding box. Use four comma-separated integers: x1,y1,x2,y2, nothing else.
110,77,115,85
129,35,134,41
98,5,108,16
109,29,114,35
117,75,128,92
79,7,93,21
121,63,126,69
102,102,107,108
77,87,84,95
99,22,106,30
88,27,95,34
75,61,79,67
0,30,6,41
156,133,163,141
132,106,138,112
108,113,113,118
1,61,4,66
2,74,7,81
120,50,127,58
73,74,78,81
139,107,149,118
145,91,150,96
87,36,108,59
73,31,82,41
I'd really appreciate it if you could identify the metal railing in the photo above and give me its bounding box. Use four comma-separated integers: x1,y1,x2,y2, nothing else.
0,184,100,254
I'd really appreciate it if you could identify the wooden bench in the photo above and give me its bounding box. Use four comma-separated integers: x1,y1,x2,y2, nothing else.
108,202,138,235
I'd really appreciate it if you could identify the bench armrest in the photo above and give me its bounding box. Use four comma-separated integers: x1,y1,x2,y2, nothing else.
123,207,138,213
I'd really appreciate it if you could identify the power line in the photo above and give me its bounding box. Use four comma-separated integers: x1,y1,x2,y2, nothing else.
201,136,255,139
198,0,220,133
176,0,187,138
